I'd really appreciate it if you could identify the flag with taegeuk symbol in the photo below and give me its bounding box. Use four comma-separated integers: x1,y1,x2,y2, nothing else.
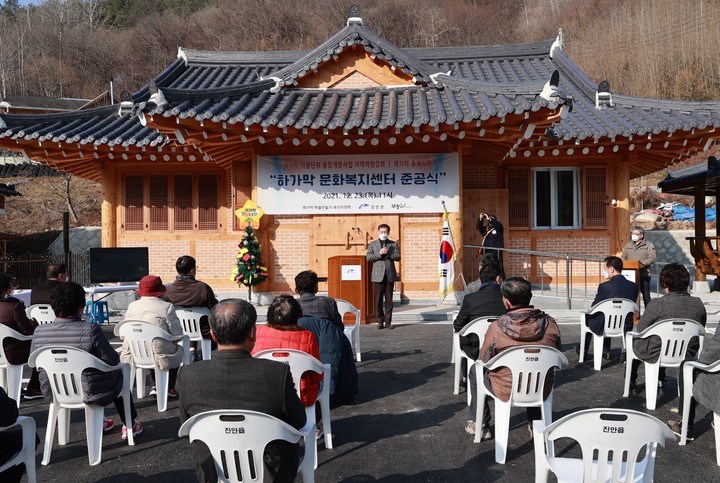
439,212,456,301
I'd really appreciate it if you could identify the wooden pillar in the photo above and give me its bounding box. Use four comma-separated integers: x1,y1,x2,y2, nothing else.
453,145,467,287
100,162,116,248
250,151,270,293
695,185,706,281
613,155,631,255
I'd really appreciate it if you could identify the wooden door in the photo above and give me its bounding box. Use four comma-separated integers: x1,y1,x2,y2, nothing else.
312,214,399,288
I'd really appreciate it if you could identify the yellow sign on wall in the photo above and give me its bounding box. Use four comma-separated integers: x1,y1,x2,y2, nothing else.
235,200,264,228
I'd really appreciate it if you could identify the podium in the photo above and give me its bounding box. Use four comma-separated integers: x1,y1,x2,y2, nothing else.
328,255,374,324
621,259,642,321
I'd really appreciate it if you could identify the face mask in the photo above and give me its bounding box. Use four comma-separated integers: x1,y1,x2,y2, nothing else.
602,270,609,279
378,234,388,241
631,234,640,242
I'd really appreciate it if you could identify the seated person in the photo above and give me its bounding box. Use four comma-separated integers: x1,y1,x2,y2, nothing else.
628,263,706,396
0,387,38,483
252,295,322,407
295,270,343,331
120,275,184,397
30,263,67,305
162,255,218,358
178,299,306,482
579,256,638,359
0,272,42,400
479,278,561,433
465,254,501,294
452,263,505,439
30,282,143,439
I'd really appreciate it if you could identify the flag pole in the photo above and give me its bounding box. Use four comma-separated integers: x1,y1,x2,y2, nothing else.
441,201,468,291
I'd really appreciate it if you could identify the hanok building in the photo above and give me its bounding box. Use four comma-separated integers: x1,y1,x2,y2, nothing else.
0,10,719,300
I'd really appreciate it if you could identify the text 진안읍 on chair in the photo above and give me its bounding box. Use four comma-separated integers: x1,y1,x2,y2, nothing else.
178,409,314,483
0,325,33,407
114,320,190,412
28,346,135,465
336,299,361,362
532,408,675,483
174,306,212,360
579,298,638,371
476,345,568,462
624,319,705,410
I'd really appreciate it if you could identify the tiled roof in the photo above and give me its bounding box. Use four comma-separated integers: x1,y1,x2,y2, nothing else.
0,159,62,177
0,183,21,196
659,157,720,196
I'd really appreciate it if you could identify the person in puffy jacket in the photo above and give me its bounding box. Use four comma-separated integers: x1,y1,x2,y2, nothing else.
0,272,41,400
252,295,322,407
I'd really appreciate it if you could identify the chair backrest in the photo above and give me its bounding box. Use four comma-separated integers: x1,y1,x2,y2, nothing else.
175,307,211,340
26,304,56,325
28,346,115,407
459,316,498,341
589,298,638,335
0,324,32,369
640,319,705,366
178,409,301,483
114,320,178,369
335,299,360,325
485,345,568,406
542,408,674,482
254,348,323,398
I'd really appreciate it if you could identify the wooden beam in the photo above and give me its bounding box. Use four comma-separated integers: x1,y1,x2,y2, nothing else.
101,162,117,247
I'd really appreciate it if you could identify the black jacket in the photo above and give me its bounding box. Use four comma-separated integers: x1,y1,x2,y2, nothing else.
453,282,505,359
586,275,638,335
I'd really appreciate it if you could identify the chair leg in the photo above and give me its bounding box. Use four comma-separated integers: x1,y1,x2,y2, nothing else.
494,401,511,464
155,368,170,413
623,343,634,397
201,338,212,360
354,326,361,362
58,407,71,446
592,335,604,371
578,325,587,363
680,364,694,445
453,351,462,395
466,356,472,406
7,365,23,407
532,420,550,483
714,413,720,466
304,406,318,470
645,363,660,411
135,367,146,399
474,385,486,444
42,403,60,465
319,370,333,449
541,394,553,425
85,405,105,465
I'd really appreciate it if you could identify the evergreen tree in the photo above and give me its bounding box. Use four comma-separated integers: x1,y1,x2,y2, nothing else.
232,226,268,301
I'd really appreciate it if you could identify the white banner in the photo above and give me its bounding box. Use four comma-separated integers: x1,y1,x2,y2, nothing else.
256,153,459,214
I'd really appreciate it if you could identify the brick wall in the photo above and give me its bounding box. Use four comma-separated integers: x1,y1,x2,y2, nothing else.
271,216,311,288
402,214,442,291
332,71,380,89
463,162,496,189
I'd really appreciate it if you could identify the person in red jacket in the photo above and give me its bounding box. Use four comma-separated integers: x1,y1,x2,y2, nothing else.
252,295,322,407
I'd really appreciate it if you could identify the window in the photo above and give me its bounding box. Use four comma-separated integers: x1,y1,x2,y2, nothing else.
122,173,220,232
532,167,581,229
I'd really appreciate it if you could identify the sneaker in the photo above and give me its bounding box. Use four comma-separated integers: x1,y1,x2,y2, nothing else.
315,422,324,441
103,418,115,432
168,388,178,398
22,388,43,400
670,407,679,414
667,419,694,441
122,420,143,440
464,420,476,435
149,386,157,397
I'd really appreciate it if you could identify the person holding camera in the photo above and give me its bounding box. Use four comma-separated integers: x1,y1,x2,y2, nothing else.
477,212,504,270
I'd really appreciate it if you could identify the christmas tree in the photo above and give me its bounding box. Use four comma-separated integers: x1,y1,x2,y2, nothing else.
232,226,268,301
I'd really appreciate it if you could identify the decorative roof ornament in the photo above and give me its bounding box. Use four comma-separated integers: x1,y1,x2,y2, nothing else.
550,28,563,59
147,80,168,109
596,80,613,109
118,91,133,115
177,47,188,66
429,71,452,87
347,4,363,26
540,70,562,101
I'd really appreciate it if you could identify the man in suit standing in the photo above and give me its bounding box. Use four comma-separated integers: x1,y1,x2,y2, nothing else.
366,223,401,330
178,299,306,483
578,256,638,359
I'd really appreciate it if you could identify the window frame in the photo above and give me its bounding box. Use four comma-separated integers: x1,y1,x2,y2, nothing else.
121,171,222,234
531,167,582,230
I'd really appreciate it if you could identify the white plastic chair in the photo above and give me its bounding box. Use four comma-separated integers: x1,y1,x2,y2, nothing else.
0,325,32,407
623,319,705,410
174,306,212,360
336,299,361,362
114,320,190,412
28,346,135,465
579,298,638,371
533,408,675,483
449,310,459,363
254,348,332,467
476,345,568,461
679,358,720,462
453,316,498,402
178,409,314,483
25,304,56,325
0,415,37,483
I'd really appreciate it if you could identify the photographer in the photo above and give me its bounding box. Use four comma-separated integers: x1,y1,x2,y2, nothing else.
476,212,504,270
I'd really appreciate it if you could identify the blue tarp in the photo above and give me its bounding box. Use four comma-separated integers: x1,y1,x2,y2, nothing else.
672,205,716,222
